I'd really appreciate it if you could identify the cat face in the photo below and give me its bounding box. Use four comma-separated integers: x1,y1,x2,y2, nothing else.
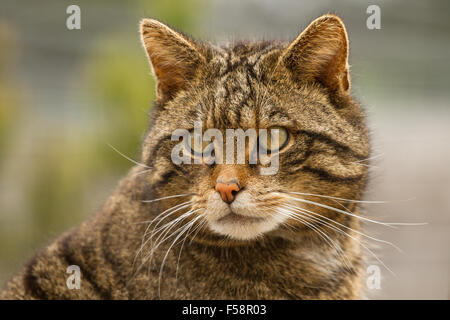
140,15,370,241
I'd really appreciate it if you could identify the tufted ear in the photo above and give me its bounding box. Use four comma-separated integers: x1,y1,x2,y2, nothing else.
281,14,350,93
140,19,204,104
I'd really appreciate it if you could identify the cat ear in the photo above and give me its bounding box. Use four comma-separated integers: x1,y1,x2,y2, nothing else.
281,14,350,93
140,19,204,104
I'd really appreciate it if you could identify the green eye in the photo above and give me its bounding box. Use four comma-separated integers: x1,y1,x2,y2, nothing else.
259,126,289,153
186,131,210,156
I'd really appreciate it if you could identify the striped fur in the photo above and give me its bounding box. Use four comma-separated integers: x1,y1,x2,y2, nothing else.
1,14,370,299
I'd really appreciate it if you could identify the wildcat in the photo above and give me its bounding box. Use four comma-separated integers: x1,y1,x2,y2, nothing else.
1,14,370,299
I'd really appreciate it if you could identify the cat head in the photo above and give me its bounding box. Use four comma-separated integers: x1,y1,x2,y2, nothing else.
139,14,370,242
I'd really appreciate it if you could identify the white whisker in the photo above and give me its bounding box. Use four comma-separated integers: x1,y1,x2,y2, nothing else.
150,210,199,249
107,143,151,169
131,201,193,278
284,195,398,227
355,153,385,163
132,168,153,177
282,193,424,226
133,208,199,283
282,203,403,253
283,191,391,204
279,205,395,275
158,214,204,298
175,215,206,281
138,202,193,255
277,208,354,270
142,193,194,203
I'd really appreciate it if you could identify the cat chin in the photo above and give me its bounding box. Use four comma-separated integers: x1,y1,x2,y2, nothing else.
208,216,283,240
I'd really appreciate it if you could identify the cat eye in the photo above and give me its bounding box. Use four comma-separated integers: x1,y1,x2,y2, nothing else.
259,126,289,153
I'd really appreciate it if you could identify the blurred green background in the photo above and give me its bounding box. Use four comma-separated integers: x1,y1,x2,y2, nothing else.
0,0,449,299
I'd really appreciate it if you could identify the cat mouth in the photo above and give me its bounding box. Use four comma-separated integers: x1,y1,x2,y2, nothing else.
217,212,267,224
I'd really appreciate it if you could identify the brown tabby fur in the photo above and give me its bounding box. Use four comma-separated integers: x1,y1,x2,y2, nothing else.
1,14,370,299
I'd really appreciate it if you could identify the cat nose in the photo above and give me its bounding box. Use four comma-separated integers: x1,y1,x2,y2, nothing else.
215,179,240,204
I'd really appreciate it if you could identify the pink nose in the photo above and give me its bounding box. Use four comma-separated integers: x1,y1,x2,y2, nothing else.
215,180,240,204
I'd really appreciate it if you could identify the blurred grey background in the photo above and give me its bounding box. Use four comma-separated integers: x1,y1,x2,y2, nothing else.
0,0,449,299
